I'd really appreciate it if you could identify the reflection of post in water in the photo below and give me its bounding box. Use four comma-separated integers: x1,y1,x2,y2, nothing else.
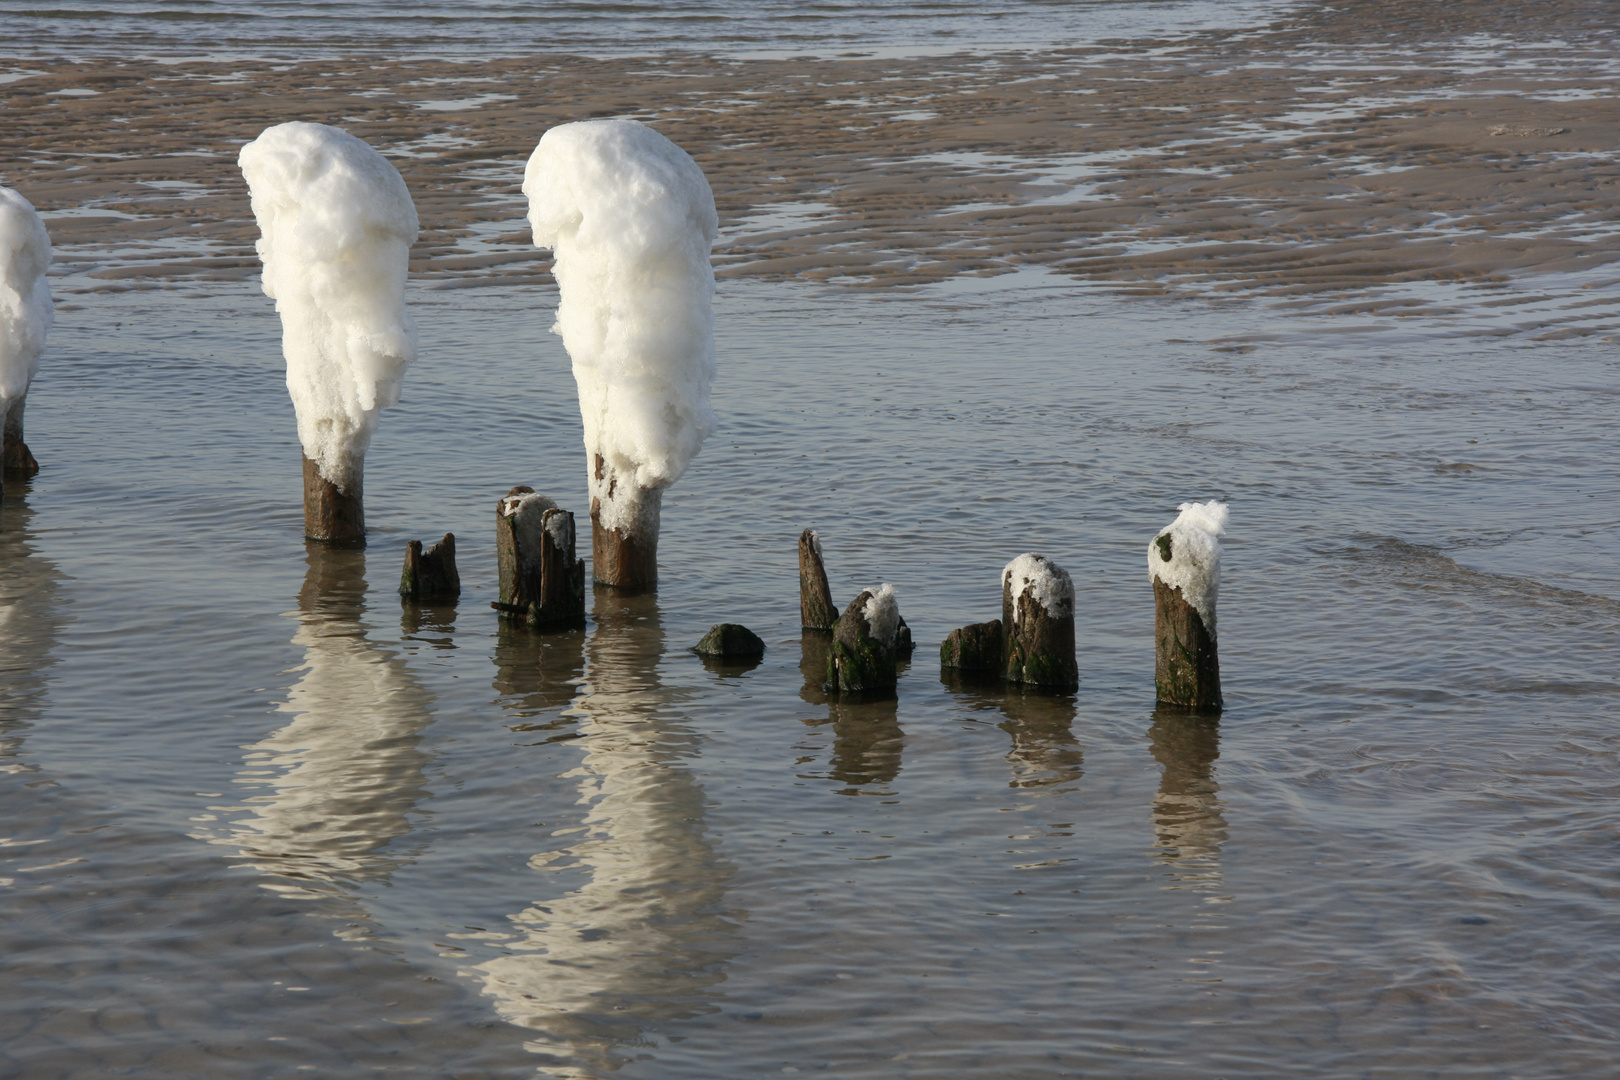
1148,705,1228,886
826,696,903,791
491,620,586,739
939,672,1082,790
0,492,65,766
998,689,1082,790
802,629,902,791
476,588,733,1076
213,545,435,897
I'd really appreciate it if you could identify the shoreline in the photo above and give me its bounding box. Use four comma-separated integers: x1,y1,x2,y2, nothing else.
1,0,1616,326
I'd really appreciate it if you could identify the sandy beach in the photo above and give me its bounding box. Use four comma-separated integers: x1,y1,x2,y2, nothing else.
3,0,1617,316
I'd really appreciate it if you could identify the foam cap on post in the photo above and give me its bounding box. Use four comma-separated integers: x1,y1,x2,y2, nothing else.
1001,554,1079,691
1148,501,1227,711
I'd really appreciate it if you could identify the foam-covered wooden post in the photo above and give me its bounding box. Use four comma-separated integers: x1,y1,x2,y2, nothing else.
1001,554,1078,691
826,584,902,696
239,122,419,547
399,532,459,601
492,486,586,629
524,120,717,591
799,529,838,630
0,186,52,499
1150,501,1226,710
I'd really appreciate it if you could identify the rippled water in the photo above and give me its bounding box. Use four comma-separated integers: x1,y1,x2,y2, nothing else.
3,269,1617,1076
2,0,1291,56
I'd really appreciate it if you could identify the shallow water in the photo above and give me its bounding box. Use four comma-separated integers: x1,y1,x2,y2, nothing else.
2,272,1617,1077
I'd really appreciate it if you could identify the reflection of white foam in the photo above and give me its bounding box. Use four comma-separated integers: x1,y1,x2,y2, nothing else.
471,627,726,1074
203,613,433,898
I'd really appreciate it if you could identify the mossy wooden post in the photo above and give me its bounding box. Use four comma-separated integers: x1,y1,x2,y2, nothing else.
940,618,1003,675
826,588,899,696
590,453,659,592
799,529,838,630
302,453,364,546
494,486,586,629
1153,572,1221,709
2,397,38,479
399,532,459,601
1002,554,1078,691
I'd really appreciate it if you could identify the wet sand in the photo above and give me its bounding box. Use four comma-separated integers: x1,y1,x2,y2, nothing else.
3,1,1617,312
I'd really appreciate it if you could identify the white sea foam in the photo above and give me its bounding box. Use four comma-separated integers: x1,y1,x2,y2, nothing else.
523,119,718,535
238,122,418,492
861,583,901,647
0,186,53,407
1002,553,1075,623
1148,500,1228,631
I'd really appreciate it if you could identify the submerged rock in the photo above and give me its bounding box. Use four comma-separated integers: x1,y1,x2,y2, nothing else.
694,623,766,658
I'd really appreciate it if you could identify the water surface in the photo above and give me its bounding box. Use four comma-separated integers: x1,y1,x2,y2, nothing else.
2,272,1616,1076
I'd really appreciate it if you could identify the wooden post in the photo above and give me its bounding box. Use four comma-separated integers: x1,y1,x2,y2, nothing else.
302,452,364,546
1002,555,1078,691
2,396,38,478
494,486,586,629
940,618,1004,676
798,529,838,630
826,588,900,696
589,453,659,591
1153,576,1221,710
399,532,459,601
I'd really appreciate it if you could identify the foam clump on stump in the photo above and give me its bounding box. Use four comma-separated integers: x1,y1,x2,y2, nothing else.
399,533,459,601
1150,500,1226,710
524,119,718,591
238,121,419,546
493,486,586,629
827,583,903,696
0,185,52,497
694,623,765,658
1002,554,1078,691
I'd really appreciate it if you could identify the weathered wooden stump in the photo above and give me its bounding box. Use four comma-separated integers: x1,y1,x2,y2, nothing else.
825,585,902,696
798,529,838,630
302,452,364,546
494,486,586,629
590,453,659,592
1153,577,1221,710
940,618,1004,675
1002,554,1078,691
399,532,460,601
1148,501,1227,711
2,397,38,478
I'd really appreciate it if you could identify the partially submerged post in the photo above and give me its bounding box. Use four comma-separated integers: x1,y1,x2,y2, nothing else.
826,584,902,696
799,529,838,630
399,532,460,601
940,619,1004,677
493,486,586,629
0,186,52,500
1149,501,1227,710
238,122,419,547
523,120,718,591
1002,554,1079,691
